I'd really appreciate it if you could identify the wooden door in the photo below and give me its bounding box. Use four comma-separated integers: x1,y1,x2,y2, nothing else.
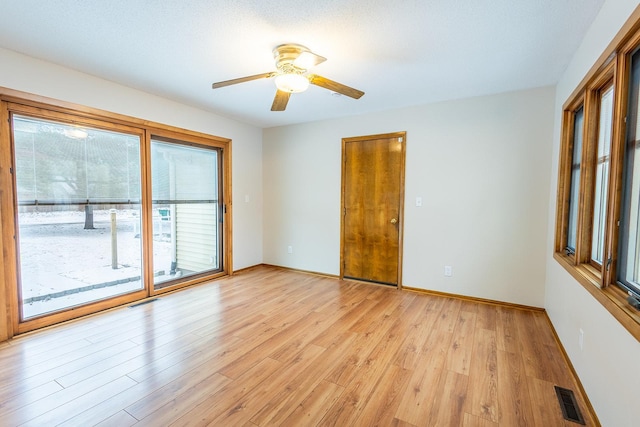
341,132,406,286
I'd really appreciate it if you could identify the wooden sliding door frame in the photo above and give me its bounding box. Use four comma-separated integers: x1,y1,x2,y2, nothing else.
145,128,231,296
0,88,232,336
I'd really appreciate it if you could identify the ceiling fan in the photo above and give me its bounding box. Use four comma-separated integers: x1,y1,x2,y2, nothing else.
211,44,365,111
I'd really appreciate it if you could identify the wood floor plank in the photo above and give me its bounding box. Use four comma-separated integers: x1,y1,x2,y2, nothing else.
0,338,138,403
93,410,139,427
463,412,499,426
324,302,403,387
467,328,499,423
392,296,446,370
55,337,244,426
436,297,463,333
319,314,411,425
310,297,381,348
351,364,413,426
475,303,498,331
427,369,469,425
394,325,453,425
1,360,140,425
11,376,137,426
165,357,283,426
496,306,520,353
128,372,231,426
496,349,534,426
281,380,345,426
249,332,358,426
0,266,599,427
0,380,63,417
182,344,326,426
527,376,575,427
125,335,243,384
446,309,477,375
218,309,327,379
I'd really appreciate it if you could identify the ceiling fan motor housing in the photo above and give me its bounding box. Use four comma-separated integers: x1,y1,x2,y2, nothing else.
273,44,309,72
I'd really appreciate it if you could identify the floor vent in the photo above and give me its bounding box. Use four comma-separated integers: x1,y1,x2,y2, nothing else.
129,298,158,308
554,386,585,425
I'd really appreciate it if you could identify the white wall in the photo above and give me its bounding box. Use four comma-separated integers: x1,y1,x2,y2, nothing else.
545,1,640,426
0,47,263,271
263,86,554,307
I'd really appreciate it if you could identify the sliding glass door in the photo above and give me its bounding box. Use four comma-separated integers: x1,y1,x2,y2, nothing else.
150,138,223,289
12,115,144,320
4,102,230,333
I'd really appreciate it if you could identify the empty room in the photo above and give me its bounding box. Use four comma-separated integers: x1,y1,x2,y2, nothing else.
0,0,638,426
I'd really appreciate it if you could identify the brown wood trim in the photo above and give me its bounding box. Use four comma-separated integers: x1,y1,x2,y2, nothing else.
152,271,228,296
232,264,265,275
403,286,545,312
0,199,8,342
9,271,232,341
542,312,602,426
141,130,154,298
397,133,406,290
339,139,346,279
554,252,640,342
223,141,233,276
7,102,146,136
0,88,233,339
605,53,631,288
562,4,640,110
555,95,586,256
0,87,231,145
260,263,340,279
0,100,18,340
16,289,149,334
0,104,9,342
263,265,544,312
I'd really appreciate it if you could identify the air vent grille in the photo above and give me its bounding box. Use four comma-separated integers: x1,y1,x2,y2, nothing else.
129,298,158,308
554,386,585,425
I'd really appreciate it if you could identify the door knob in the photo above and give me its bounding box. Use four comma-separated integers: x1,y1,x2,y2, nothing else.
390,218,398,224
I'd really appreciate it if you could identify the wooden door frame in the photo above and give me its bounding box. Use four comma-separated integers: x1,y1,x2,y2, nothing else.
340,131,406,289
0,89,233,337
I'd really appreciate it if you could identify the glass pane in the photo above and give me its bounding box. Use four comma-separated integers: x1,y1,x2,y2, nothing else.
567,107,584,252
150,139,221,288
591,86,614,264
619,49,640,296
12,115,143,319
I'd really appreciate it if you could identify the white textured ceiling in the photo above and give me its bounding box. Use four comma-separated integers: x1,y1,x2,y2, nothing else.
0,0,604,128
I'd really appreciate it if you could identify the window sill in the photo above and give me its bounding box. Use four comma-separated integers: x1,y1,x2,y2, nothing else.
554,252,640,342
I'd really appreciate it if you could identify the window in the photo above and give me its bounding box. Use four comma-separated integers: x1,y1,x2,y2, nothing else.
555,23,640,342
618,48,640,297
566,106,584,255
591,85,613,265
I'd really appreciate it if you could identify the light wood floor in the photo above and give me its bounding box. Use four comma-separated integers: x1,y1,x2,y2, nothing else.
0,265,597,426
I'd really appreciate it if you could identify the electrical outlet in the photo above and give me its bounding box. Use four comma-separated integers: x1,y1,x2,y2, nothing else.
444,266,452,277
579,328,584,350
287,245,293,254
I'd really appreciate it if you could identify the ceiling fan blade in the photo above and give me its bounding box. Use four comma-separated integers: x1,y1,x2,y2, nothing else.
212,72,276,89
293,51,327,69
271,90,291,111
308,74,364,99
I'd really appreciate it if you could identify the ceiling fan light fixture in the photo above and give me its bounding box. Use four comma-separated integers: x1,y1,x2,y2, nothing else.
275,73,309,93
